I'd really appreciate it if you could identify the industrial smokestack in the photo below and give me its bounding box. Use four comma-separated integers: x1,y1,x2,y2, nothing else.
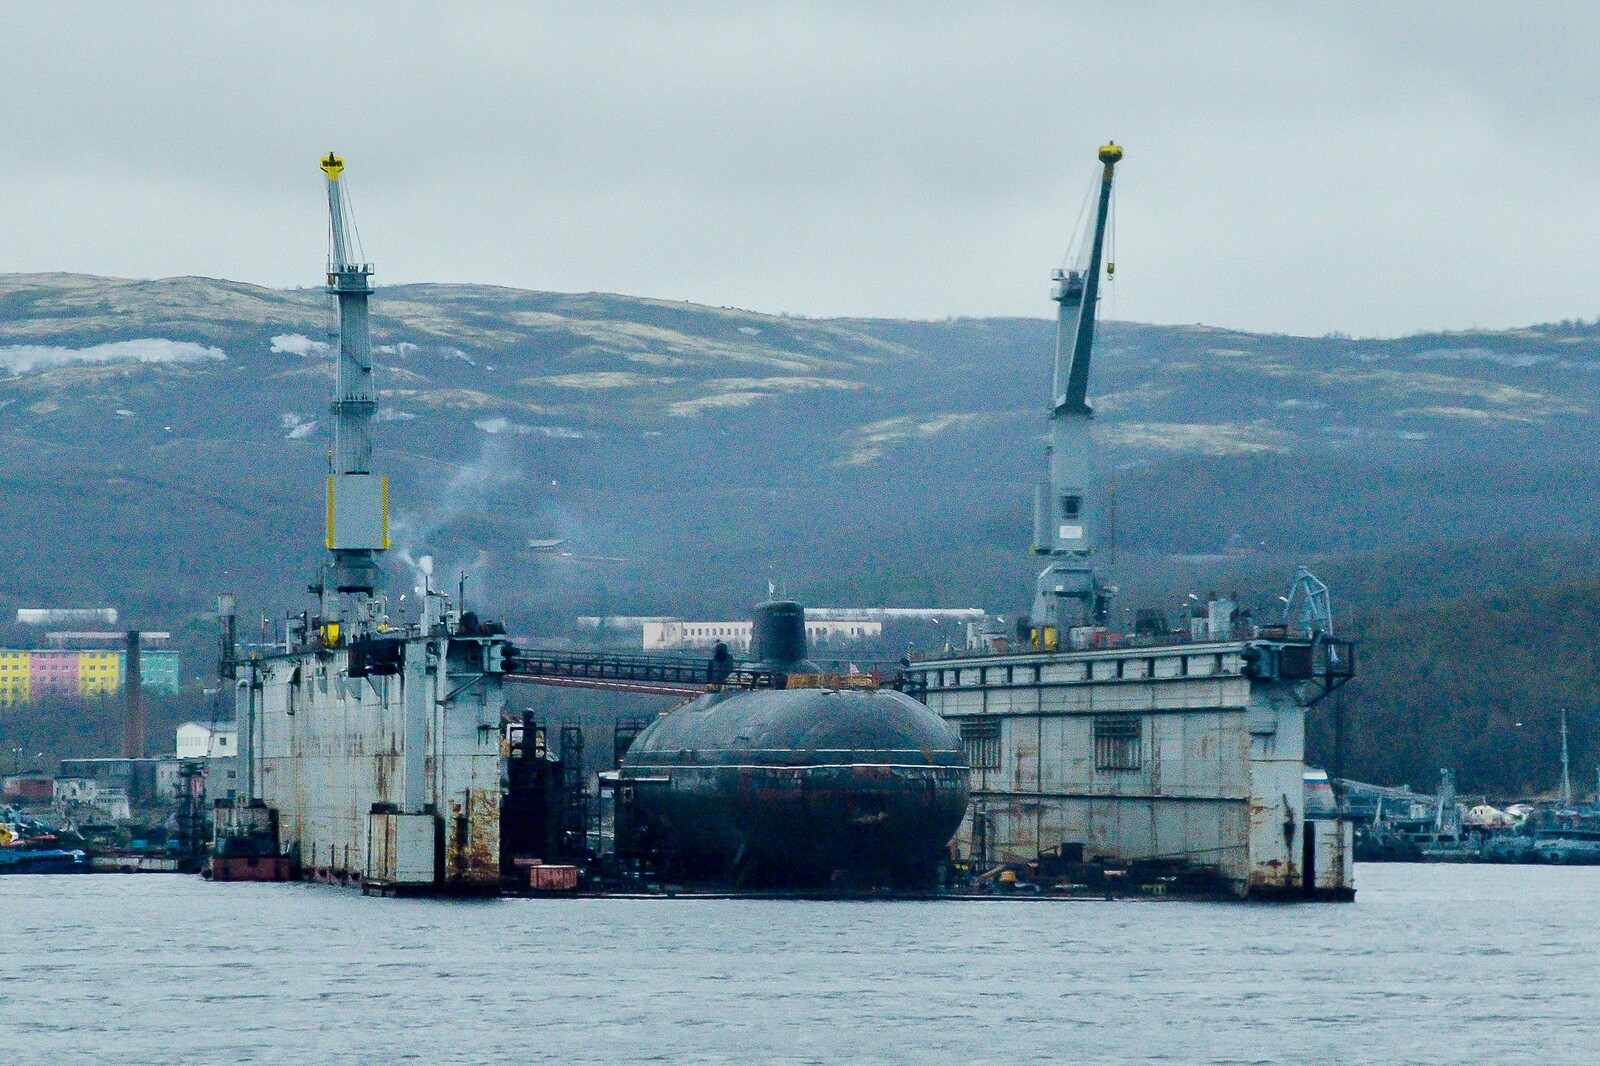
122,629,143,759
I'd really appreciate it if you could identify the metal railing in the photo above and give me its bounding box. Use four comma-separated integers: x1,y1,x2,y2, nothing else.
505,649,785,694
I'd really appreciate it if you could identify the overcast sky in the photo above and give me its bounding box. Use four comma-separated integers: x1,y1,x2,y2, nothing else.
1,3,1595,336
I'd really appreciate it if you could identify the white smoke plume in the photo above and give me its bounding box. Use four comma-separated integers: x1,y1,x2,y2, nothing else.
395,551,435,598
388,435,522,615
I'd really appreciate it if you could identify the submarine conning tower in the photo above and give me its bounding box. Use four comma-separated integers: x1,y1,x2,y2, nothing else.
748,600,819,673
320,151,387,597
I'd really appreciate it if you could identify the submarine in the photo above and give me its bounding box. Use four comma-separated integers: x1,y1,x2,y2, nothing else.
619,601,970,888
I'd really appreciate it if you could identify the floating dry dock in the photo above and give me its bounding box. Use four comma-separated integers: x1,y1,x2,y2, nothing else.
211,154,968,896
903,625,1355,900
905,141,1355,901
212,156,577,893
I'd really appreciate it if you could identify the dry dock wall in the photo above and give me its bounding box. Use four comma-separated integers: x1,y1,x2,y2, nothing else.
235,635,506,891
905,641,1351,898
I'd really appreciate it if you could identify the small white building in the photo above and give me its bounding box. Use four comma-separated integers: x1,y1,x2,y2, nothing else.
53,777,95,805
53,778,131,821
176,722,238,759
154,758,184,800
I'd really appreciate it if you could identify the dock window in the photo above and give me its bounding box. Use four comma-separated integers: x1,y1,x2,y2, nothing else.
961,720,1001,770
1093,715,1142,771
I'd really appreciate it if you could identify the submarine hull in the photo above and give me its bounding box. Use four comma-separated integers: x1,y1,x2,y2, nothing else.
622,687,970,887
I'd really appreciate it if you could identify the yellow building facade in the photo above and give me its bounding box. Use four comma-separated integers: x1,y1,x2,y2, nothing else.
0,650,30,703
78,650,122,696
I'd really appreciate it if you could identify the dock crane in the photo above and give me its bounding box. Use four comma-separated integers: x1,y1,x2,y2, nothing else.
1028,142,1121,650
319,153,388,604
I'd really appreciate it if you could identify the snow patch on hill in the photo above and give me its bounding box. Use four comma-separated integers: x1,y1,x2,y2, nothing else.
0,339,225,375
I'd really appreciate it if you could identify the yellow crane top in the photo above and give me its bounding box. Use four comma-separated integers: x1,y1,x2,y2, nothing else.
320,152,344,181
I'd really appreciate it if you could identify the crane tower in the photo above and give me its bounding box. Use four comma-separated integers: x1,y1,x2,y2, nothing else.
1029,142,1121,649
320,152,388,597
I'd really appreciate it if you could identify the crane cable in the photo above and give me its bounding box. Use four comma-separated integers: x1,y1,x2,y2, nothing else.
342,173,368,268
1105,182,1117,323
324,174,368,272
1059,172,1098,275
1107,181,1116,280
323,172,370,351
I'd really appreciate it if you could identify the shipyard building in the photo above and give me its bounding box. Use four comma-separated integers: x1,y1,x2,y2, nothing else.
640,617,882,652
579,608,985,654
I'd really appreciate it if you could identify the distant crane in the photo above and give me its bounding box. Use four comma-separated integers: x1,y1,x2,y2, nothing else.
1283,566,1334,636
318,152,388,601
1029,142,1122,650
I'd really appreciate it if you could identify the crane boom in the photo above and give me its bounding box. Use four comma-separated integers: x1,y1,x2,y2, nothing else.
1059,143,1120,413
1029,142,1121,650
320,152,356,270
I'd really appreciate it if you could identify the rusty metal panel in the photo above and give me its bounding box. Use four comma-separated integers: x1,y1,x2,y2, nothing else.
1036,713,1067,793
367,811,437,886
444,786,503,885
1005,716,1039,794
1312,817,1354,891
1247,793,1295,892
1246,679,1307,893
432,654,507,888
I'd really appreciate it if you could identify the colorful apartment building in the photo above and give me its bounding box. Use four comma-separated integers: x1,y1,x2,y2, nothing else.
0,649,181,704
0,650,29,704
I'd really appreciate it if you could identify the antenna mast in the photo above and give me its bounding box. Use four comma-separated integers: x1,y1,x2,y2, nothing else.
1029,142,1121,650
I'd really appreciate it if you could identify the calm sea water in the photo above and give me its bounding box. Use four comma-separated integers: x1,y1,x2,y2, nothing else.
0,864,1592,1064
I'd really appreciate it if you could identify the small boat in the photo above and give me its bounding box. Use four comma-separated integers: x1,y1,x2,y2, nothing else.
1414,831,1482,862
1530,827,1600,865
0,844,91,874
1481,834,1536,863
